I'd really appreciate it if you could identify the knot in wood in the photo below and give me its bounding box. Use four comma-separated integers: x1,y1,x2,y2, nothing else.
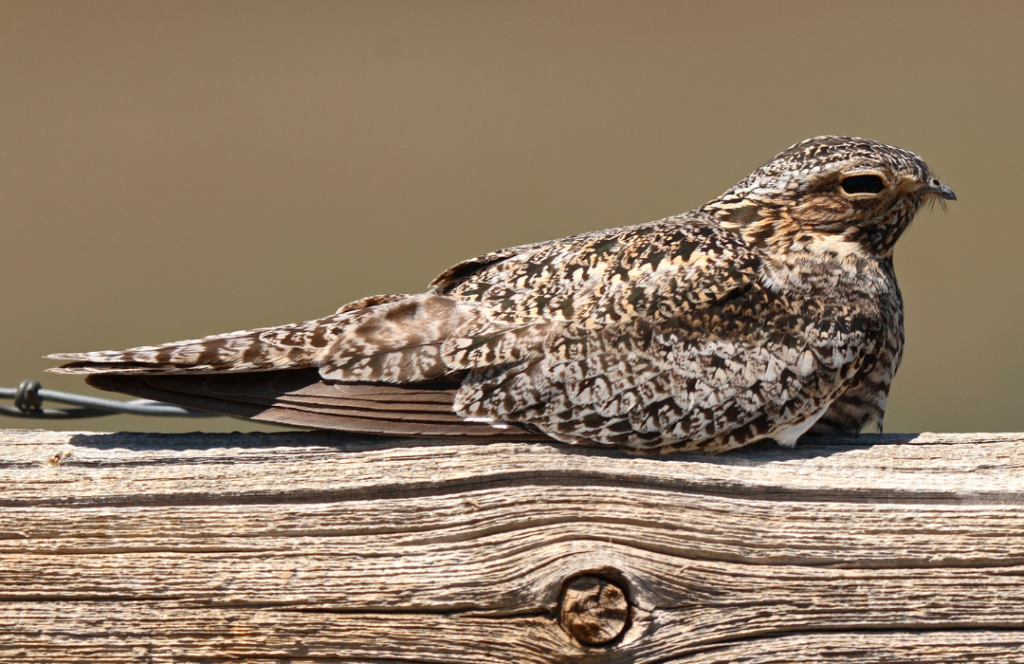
559,574,629,646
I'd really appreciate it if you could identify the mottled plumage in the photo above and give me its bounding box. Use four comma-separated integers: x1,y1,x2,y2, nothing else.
49,136,955,453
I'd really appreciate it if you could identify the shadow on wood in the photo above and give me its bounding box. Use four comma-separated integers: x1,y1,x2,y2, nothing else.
1,429,1023,662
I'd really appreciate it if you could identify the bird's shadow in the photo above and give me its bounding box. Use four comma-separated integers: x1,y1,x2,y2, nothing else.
65,428,917,466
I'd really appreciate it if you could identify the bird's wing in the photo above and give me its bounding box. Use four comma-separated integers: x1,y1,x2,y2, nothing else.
84,370,546,439
425,215,876,451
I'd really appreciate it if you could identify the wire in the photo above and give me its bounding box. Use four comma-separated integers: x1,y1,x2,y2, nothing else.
0,379,215,419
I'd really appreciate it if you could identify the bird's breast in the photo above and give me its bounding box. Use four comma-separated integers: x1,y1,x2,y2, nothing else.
760,234,896,302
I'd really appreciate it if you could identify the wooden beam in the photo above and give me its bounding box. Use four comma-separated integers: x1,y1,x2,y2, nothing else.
2,429,1023,662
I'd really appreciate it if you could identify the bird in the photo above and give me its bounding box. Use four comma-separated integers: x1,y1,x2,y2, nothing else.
48,136,955,454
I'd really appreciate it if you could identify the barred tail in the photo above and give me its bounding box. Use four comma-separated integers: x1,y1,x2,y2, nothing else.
46,320,329,376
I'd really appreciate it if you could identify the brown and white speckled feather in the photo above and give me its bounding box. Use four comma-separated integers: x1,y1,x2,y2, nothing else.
48,136,954,453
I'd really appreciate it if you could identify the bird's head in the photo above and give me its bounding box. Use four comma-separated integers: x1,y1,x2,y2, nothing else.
704,136,955,256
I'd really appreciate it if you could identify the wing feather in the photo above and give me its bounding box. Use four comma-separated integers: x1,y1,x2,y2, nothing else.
85,371,545,439
435,215,870,451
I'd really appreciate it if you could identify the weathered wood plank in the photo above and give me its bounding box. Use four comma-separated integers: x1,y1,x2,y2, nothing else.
2,429,1024,662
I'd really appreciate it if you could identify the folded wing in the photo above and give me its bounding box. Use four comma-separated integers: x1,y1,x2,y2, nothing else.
50,213,872,451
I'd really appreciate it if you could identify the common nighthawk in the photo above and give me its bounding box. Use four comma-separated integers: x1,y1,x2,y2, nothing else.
49,136,955,453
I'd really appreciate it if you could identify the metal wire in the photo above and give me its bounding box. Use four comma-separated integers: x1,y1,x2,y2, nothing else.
0,379,215,419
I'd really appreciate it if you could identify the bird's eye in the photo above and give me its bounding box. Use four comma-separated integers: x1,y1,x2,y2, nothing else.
840,174,886,195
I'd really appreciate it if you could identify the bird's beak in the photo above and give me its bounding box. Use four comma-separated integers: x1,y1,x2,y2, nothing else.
925,179,957,201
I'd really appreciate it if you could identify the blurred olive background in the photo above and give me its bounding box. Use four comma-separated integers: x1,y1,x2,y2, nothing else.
1,1,1021,434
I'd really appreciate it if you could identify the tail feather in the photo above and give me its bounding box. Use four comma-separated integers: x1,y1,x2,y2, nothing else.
46,322,322,375
47,293,494,382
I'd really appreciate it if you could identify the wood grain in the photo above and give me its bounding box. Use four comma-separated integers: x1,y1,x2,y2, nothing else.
2,429,1023,662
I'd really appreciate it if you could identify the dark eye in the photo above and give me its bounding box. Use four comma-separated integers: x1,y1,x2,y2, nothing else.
840,174,886,195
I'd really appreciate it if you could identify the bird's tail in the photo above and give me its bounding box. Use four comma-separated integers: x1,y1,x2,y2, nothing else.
46,320,325,375
44,293,451,378
44,295,413,375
